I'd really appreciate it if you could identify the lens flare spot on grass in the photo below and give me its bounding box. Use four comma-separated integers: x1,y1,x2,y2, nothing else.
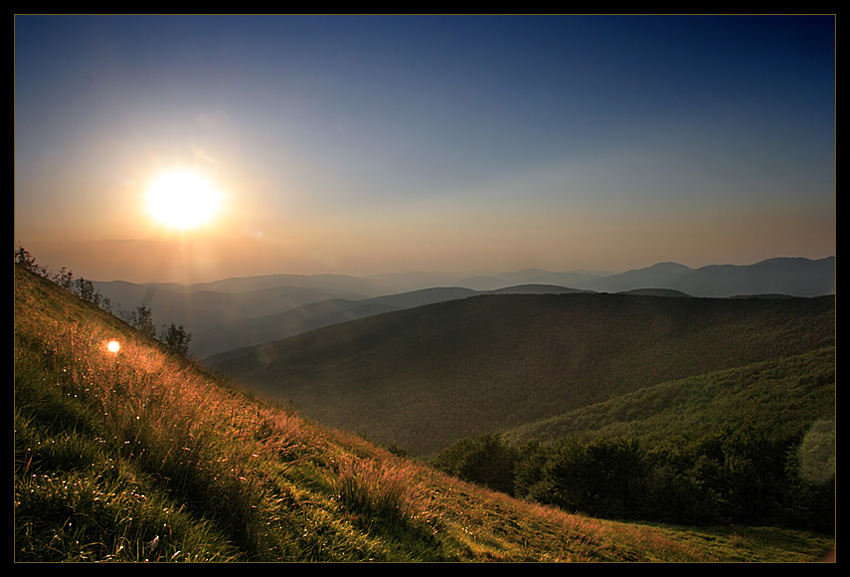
107,340,121,353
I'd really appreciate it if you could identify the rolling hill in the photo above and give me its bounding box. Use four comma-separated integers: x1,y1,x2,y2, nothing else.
205,291,835,457
652,257,836,298
191,288,479,358
553,257,835,297
501,345,835,451
18,263,835,562
191,285,588,358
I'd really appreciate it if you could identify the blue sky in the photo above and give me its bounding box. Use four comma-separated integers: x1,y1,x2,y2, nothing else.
15,15,835,283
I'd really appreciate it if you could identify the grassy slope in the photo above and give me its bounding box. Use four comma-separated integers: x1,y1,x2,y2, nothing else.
14,266,834,562
206,292,835,457
503,346,836,449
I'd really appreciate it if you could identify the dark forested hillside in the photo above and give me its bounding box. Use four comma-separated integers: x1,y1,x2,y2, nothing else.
206,293,835,457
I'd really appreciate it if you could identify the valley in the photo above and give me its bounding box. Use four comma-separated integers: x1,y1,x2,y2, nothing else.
16,253,835,561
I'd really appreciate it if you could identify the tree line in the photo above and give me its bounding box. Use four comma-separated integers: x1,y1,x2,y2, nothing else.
431,426,834,534
15,245,192,356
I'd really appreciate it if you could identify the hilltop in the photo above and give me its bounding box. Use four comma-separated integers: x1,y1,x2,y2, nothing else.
206,292,835,458
14,263,834,562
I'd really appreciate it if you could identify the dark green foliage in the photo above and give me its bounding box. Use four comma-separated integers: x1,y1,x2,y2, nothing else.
431,433,519,495
434,426,834,532
428,337,835,531
534,438,648,521
504,347,836,450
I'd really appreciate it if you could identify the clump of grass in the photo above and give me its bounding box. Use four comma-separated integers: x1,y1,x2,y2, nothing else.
333,454,419,522
325,451,454,561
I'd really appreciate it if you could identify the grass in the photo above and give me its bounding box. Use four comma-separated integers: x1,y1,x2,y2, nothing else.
14,265,834,562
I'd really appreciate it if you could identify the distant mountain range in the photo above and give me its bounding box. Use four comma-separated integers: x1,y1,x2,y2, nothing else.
577,257,835,297
94,256,834,358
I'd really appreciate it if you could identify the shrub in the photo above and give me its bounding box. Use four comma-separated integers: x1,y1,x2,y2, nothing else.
431,433,518,495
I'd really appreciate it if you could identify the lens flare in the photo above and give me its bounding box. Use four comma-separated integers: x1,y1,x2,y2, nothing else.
107,340,120,353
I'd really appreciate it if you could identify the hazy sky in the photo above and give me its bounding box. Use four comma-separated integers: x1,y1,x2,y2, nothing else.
15,15,835,284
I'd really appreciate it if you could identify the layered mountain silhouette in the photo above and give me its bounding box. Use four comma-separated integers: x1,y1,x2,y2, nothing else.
577,257,835,297
95,256,834,359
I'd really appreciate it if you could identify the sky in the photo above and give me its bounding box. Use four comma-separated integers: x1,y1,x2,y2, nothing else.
14,15,835,284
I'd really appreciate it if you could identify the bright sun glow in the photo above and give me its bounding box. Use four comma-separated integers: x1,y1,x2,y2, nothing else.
147,171,222,230
107,340,120,353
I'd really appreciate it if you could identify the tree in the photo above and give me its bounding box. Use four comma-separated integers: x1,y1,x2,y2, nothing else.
14,245,45,276
51,267,74,291
537,437,648,520
15,246,110,312
160,322,192,356
132,305,157,339
14,245,36,270
74,277,95,303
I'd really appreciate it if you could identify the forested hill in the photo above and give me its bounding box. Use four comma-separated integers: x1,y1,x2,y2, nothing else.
207,292,835,457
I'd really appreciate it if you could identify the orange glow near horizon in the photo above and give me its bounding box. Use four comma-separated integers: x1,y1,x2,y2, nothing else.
146,170,223,230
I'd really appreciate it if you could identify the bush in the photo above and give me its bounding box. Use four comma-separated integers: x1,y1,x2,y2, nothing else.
431,433,518,495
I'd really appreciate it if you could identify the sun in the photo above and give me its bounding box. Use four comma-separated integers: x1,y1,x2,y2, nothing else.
146,170,222,230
